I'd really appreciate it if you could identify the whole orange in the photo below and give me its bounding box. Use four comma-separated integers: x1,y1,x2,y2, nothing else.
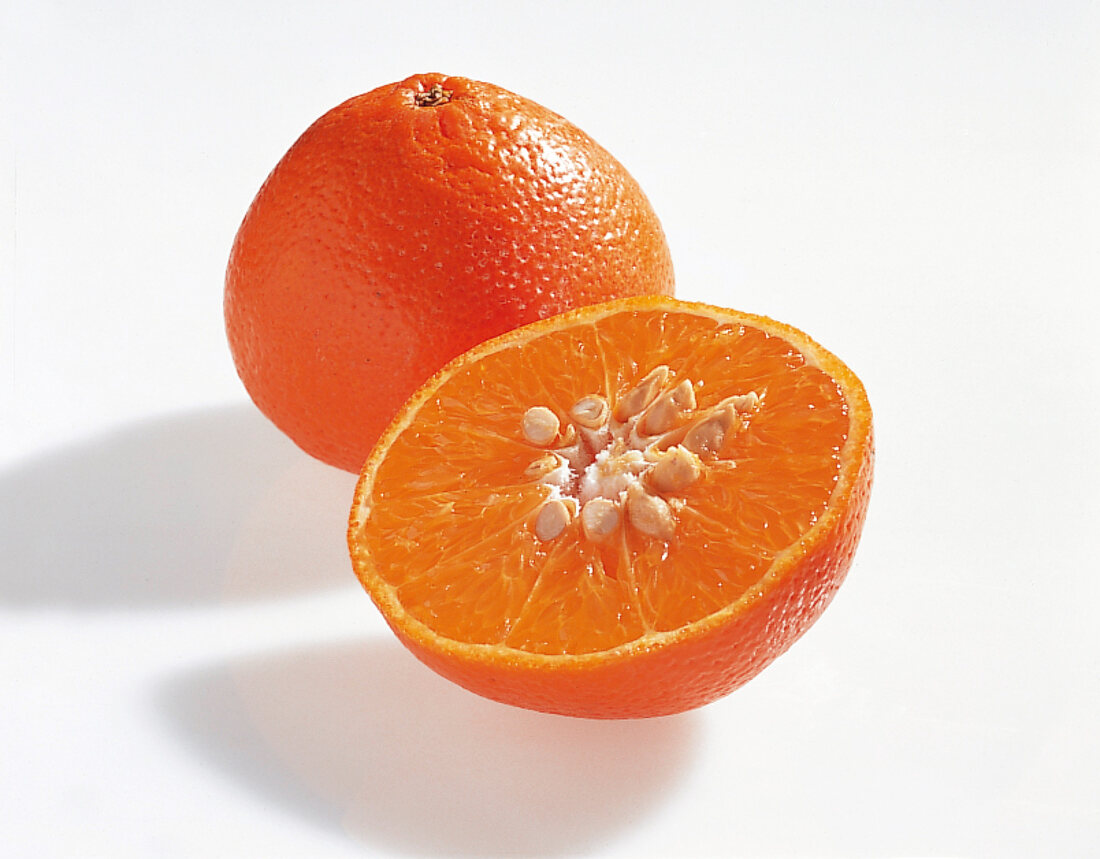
225,73,675,472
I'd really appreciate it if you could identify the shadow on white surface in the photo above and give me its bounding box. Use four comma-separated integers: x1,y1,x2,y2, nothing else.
157,637,699,856
0,405,356,607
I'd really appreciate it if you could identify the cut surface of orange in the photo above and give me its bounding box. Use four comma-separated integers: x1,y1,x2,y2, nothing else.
348,296,874,718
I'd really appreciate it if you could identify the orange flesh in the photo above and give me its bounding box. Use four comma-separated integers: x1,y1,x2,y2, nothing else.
363,309,849,656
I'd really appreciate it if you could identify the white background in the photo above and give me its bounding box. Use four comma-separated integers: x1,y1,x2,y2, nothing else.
3,2,1099,856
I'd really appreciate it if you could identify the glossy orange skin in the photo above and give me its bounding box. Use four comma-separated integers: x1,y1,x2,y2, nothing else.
225,74,674,472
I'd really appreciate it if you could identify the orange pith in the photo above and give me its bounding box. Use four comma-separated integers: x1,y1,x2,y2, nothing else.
349,296,874,719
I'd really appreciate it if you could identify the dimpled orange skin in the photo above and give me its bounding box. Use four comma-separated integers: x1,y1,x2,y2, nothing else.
349,297,875,719
225,73,674,472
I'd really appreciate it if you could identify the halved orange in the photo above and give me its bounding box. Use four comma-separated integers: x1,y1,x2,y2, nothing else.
348,296,874,718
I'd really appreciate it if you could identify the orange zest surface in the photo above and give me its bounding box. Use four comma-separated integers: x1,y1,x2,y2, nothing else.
348,296,874,718
225,73,673,472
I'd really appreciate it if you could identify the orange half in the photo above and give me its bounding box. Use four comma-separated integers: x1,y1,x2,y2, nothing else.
348,296,874,718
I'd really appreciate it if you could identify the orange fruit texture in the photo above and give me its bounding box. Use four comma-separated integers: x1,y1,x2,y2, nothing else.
349,296,874,719
225,73,674,472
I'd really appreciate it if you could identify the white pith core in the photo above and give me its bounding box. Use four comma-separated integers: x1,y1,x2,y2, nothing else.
522,365,761,543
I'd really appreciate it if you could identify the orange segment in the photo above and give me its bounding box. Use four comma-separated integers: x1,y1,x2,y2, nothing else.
349,296,874,718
